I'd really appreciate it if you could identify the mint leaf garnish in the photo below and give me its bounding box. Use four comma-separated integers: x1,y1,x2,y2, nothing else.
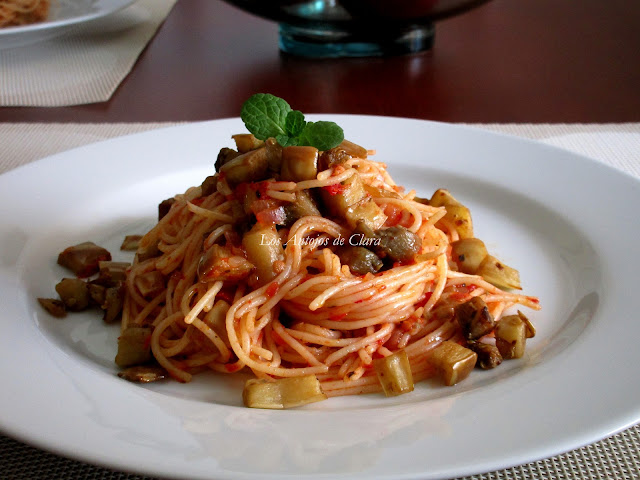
298,121,344,151
241,93,291,140
276,134,299,147
241,93,344,150
285,110,306,137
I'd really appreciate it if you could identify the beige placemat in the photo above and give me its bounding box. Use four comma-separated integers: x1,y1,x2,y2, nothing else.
0,0,177,107
1,122,639,480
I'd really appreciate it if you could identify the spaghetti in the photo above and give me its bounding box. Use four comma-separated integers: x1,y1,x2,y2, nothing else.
0,0,49,27
120,135,540,399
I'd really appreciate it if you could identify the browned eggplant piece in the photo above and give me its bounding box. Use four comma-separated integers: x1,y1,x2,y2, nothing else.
134,271,165,298
200,175,218,197
115,327,153,368
242,223,284,286
103,285,125,324
37,298,66,318
318,139,368,171
136,240,160,263
280,146,318,181
88,282,106,306
57,241,112,278
232,133,264,153
215,147,241,172
96,261,129,287
158,197,176,221
219,147,269,186
477,255,522,290
363,184,402,199
337,246,383,275
454,296,495,340
55,278,90,312
320,173,367,217
198,244,255,283
495,314,527,359
468,341,503,369
517,310,536,338
428,189,473,239
450,238,488,274
373,226,422,263
120,235,142,252
284,190,321,226
344,200,387,230
265,137,283,173
118,365,167,383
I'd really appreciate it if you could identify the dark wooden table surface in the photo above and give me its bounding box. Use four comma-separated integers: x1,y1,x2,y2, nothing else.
1,0,639,124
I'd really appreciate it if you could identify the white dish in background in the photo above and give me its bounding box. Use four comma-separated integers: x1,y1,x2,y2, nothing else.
0,0,136,49
0,116,638,479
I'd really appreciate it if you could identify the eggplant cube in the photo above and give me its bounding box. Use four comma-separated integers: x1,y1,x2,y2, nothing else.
430,341,477,386
373,350,415,397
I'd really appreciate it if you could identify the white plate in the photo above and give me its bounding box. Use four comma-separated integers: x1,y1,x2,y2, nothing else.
0,117,639,480
0,0,135,49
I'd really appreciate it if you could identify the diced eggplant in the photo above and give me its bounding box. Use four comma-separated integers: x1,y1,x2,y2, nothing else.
137,240,160,262
96,261,129,287
320,173,367,217
443,204,474,239
517,310,536,338
158,198,176,221
429,340,477,386
115,327,153,368
37,298,66,318
118,365,167,383
337,246,383,275
197,245,254,283
344,200,387,230
265,137,283,173
215,147,240,172
451,238,488,274
363,184,401,199
204,300,230,344
57,241,112,278
232,133,264,153
495,315,527,359
428,188,461,208
468,341,503,369
318,139,368,171
134,271,165,298
200,175,218,197
242,223,284,286
280,146,318,181
477,255,522,290
120,235,142,252
55,278,90,312
284,190,321,226
373,226,422,263
88,282,106,306
219,147,269,186
454,296,495,340
428,189,473,238
242,375,327,409
373,350,415,397
102,285,124,324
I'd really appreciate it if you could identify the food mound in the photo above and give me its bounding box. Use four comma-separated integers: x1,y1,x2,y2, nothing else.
39,94,541,409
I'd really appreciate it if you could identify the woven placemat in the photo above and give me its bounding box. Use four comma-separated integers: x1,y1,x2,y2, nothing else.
0,0,176,107
1,122,639,480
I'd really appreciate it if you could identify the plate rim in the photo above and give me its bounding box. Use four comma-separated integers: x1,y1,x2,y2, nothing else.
1,116,639,479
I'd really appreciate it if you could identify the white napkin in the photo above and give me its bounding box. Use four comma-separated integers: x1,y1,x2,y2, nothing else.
0,0,176,107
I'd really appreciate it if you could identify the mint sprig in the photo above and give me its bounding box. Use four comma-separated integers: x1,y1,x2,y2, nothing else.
241,93,344,151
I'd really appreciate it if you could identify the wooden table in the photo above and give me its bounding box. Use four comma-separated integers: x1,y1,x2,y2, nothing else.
1,0,639,124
